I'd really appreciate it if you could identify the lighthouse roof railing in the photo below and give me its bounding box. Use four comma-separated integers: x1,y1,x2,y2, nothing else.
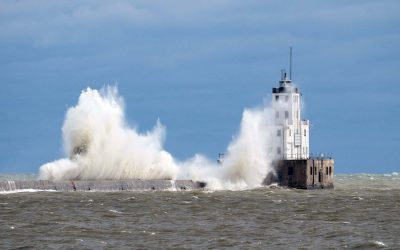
308,153,334,160
272,86,299,94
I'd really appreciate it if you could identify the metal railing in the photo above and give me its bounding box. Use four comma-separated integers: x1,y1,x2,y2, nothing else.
283,154,306,160
308,153,333,160
282,153,333,160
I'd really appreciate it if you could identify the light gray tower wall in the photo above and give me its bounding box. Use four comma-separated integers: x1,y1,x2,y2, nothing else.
271,74,309,160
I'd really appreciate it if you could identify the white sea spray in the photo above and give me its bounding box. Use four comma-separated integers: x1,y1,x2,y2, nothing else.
39,86,279,190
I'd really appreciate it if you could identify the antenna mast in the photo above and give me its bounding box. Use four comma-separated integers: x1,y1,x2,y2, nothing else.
289,46,292,80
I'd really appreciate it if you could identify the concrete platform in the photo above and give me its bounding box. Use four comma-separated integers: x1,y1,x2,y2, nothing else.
0,180,207,192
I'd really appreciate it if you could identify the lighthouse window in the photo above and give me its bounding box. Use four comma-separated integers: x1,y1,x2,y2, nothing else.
285,111,289,119
329,166,332,175
285,96,289,102
304,129,307,136
310,166,313,175
277,147,281,154
326,167,329,175
275,95,279,101
289,129,291,136
277,129,281,136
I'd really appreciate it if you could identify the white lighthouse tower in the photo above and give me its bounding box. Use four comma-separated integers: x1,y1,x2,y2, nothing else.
265,48,334,189
271,61,309,160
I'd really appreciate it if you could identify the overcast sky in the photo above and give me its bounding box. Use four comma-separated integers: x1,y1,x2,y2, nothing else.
1,0,399,173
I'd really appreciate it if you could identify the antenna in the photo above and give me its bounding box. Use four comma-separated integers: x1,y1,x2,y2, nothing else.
289,46,292,80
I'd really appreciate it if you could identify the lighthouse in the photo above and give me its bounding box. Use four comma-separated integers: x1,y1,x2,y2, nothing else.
265,48,334,189
271,71,309,160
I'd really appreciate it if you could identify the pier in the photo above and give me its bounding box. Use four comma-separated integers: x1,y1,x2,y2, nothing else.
0,180,206,192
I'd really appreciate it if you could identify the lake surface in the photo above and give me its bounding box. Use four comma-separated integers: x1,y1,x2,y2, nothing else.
1,173,399,249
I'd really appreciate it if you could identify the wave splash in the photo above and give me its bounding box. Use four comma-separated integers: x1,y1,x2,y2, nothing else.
39,86,277,190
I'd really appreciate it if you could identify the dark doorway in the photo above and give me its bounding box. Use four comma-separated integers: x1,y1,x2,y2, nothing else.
288,166,294,176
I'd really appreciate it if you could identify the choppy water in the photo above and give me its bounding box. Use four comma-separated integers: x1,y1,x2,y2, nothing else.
1,173,399,249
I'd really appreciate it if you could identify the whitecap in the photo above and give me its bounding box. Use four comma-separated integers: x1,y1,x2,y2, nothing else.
0,189,56,194
372,241,387,247
109,209,122,214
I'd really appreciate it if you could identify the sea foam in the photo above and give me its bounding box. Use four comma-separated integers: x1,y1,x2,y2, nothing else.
39,86,278,190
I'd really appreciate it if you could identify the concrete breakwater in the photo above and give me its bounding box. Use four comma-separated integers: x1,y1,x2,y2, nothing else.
0,180,207,192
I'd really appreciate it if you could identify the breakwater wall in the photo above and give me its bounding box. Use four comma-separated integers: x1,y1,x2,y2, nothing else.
0,180,206,192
